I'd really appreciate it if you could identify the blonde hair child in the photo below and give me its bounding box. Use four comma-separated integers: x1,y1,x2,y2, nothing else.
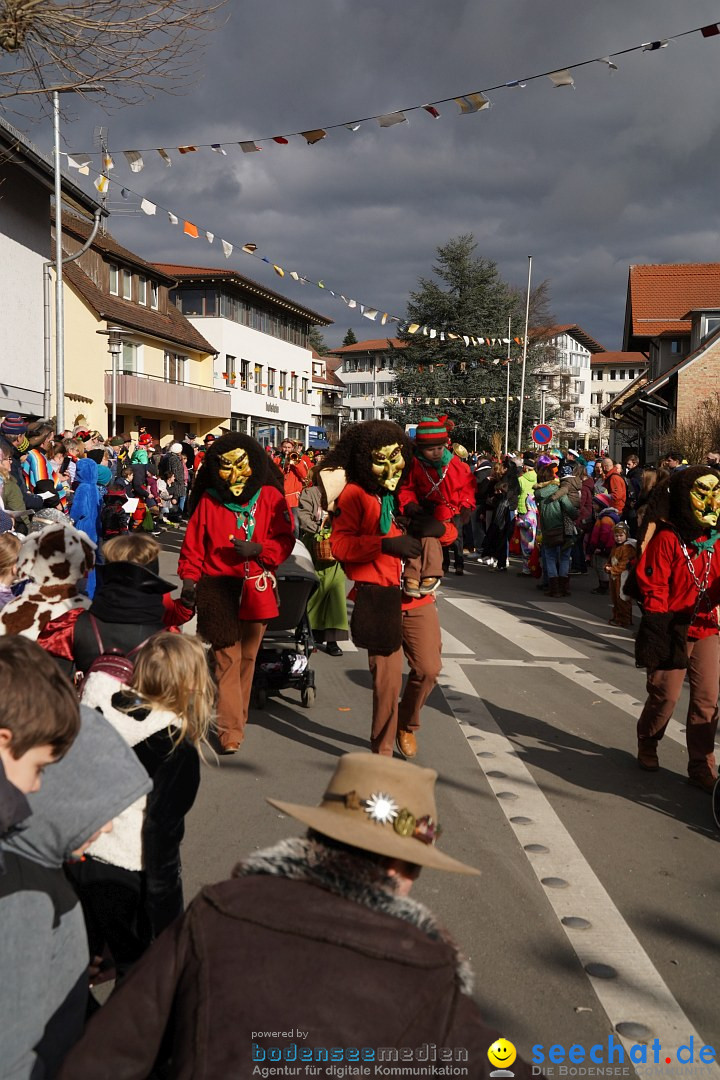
0,533,21,610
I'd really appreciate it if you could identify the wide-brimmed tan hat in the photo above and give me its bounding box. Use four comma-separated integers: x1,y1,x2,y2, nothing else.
268,752,480,875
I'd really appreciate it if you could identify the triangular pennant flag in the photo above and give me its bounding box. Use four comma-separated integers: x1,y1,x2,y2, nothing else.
348,299,357,309
548,69,575,88
642,39,668,51
429,329,437,339
273,265,285,277
242,243,257,253
239,141,261,153
597,56,619,70
183,221,199,237
221,240,233,258
345,123,362,132
423,105,440,118
480,397,486,404
408,323,420,334
301,129,327,144
318,281,326,289
377,111,407,127
67,155,91,171
701,23,720,36
157,149,172,167
78,162,90,176
103,154,114,171
168,212,178,225
178,145,198,154
211,144,227,154
272,136,289,144
454,92,490,113
289,271,300,281
448,332,459,340
140,199,156,215
206,231,214,244
381,313,389,325
463,336,470,346
506,80,527,88
363,308,378,321
123,150,144,172
94,174,109,193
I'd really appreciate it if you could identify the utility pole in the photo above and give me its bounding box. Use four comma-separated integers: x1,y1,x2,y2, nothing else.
515,256,533,452
503,316,512,456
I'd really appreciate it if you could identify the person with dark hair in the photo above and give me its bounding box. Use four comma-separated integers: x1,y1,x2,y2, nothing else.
664,449,686,472
57,752,533,1080
178,433,295,752
534,463,579,597
0,416,45,516
635,465,720,789
320,421,443,758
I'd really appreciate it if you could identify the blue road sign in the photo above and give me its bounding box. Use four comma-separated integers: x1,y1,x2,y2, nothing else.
532,424,553,445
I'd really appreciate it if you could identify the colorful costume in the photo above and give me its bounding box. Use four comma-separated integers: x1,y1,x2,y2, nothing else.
178,434,294,751
634,465,720,790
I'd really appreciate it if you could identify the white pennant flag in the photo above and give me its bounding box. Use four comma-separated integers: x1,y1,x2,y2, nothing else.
377,111,408,127
429,328,437,339
548,69,575,88
94,174,109,193
140,199,156,215
348,299,357,309
103,154,114,171
168,212,178,225
363,308,378,321
463,336,470,347
221,240,233,258
211,144,227,155
290,271,300,281
67,155,91,171
206,231,214,244
455,93,491,114
597,56,618,71
157,149,172,167
123,150,144,172
239,141,261,153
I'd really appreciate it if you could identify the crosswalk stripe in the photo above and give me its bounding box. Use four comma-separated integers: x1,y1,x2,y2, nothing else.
441,628,474,656
529,601,635,655
445,597,587,658
440,659,720,1076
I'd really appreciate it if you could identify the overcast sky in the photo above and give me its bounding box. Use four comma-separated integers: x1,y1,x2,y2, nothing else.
26,0,720,349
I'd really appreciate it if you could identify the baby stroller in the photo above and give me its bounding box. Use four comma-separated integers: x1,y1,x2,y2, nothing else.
252,540,319,709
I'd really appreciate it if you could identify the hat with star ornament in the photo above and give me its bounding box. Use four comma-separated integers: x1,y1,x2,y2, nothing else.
267,752,479,874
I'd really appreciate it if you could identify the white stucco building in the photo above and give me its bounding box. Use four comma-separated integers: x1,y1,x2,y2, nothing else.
154,263,333,446
534,324,606,449
327,338,407,421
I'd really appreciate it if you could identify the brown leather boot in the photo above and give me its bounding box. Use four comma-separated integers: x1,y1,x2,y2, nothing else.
547,577,561,598
559,576,570,596
396,730,418,759
637,739,659,771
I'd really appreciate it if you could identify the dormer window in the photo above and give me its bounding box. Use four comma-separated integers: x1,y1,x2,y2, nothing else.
150,281,159,310
138,277,147,306
122,270,132,301
109,264,119,295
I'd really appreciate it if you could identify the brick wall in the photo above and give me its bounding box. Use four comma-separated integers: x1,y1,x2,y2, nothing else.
676,337,720,424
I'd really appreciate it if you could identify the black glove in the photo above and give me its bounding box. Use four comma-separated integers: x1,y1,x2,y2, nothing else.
381,535,422,559
635,612,688,671
180,580,197,610
233,539,263,559
407,515,445,539
459,506,472,525
402,502,423,517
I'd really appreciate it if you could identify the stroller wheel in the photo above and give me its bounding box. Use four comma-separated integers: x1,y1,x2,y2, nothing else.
301,686,316,708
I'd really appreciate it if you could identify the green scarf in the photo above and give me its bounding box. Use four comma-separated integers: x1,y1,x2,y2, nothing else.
209,487,261,540
420,447,453,473
689,529,720,554
378,492,395,536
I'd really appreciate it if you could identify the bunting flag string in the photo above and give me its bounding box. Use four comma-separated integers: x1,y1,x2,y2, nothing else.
60,158,532,349
66,18,718,166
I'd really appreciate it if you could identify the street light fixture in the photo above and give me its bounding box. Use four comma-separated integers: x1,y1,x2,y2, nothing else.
96,326,132,436
539,380,551,426
52,83,106,432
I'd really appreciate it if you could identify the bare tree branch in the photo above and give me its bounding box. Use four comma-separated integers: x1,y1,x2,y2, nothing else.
0,0,227,103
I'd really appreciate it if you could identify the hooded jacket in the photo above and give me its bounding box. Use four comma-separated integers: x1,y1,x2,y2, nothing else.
58,836,532,1080
535,480,578,547
0,759,30,874
0,708,151,1080
71,457,102,545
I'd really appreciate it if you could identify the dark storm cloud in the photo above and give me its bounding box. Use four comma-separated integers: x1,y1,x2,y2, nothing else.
43,0,720,347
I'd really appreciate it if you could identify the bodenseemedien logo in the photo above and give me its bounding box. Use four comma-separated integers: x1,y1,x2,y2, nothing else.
488,1038,517,1077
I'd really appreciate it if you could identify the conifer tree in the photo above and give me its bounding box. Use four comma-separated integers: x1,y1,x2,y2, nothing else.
342,328,358,346
387,236,550,451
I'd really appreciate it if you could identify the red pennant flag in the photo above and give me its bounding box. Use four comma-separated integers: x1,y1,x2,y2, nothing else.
272,136,289,144
423,105,441,118
701,23,720,36
178,145,197,154
183,221,199,238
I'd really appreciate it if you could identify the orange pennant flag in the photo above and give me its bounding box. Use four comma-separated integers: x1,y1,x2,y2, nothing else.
183,221,199,238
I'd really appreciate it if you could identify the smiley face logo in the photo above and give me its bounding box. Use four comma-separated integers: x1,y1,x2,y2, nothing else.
488,1039,517,1070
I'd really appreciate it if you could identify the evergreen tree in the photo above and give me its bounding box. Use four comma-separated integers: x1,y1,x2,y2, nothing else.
387,236,549,452
342,328,358,346
307,325,329,355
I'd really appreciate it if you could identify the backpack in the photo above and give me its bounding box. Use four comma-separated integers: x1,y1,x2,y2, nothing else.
77,615,150,699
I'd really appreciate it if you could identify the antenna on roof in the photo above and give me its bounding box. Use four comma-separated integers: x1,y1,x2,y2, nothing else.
94,125,108,232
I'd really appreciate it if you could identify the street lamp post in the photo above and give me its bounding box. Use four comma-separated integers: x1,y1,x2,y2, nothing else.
515,255,533,451
97,326,132,436
473,422,479,453
539,380,551,426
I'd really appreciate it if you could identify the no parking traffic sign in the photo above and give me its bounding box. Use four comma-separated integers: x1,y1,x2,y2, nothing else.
532,424,553,445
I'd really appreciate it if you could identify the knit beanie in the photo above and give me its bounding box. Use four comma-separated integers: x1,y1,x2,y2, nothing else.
1,415,28,437
593,493,612,509
414,416,449,447
169,443,183,454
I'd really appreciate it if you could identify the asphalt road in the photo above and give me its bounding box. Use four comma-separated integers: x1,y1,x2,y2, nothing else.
158,531,720,1077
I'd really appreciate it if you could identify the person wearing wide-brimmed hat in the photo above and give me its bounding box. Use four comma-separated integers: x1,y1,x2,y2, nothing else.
58,752,532,1080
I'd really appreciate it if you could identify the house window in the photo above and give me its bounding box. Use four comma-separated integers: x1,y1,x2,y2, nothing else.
591,368,603,381
122,270,132,301
268,368,276,397
230,413,247,433
138,276,147,305
225,354,236,382
279,372,287,399
109,264,119,295
150,281,159,309
609,369,617,380
301,377,309,404
290,375,298,401
254,364,263,393
617,369,626,380
164,352,186,385
240,359,250,390
706,317,720,338
671,340,682,354
120,342,137,374
627,368,635,380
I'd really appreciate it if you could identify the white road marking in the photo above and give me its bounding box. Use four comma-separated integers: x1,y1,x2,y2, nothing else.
439,659,720,1075
441,629,475,656
529,601,635,655
445,597,587,659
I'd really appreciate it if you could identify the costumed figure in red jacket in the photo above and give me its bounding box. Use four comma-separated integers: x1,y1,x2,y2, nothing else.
178,434,294,753
398,416,475,594
274,438,310,526
634,465,720,791
320,420,446,759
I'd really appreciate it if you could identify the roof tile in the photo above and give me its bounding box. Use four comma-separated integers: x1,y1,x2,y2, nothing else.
629,263,720,337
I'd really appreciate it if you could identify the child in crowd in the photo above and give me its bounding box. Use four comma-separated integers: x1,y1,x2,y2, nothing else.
604,521,636,628
0,692,151,1079
398,416,474,596
586,493,622,596
69,633,213,977
0,532,21,610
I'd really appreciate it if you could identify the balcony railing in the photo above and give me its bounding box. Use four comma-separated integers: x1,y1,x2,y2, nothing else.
560,392,580,405
105,370,231,419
